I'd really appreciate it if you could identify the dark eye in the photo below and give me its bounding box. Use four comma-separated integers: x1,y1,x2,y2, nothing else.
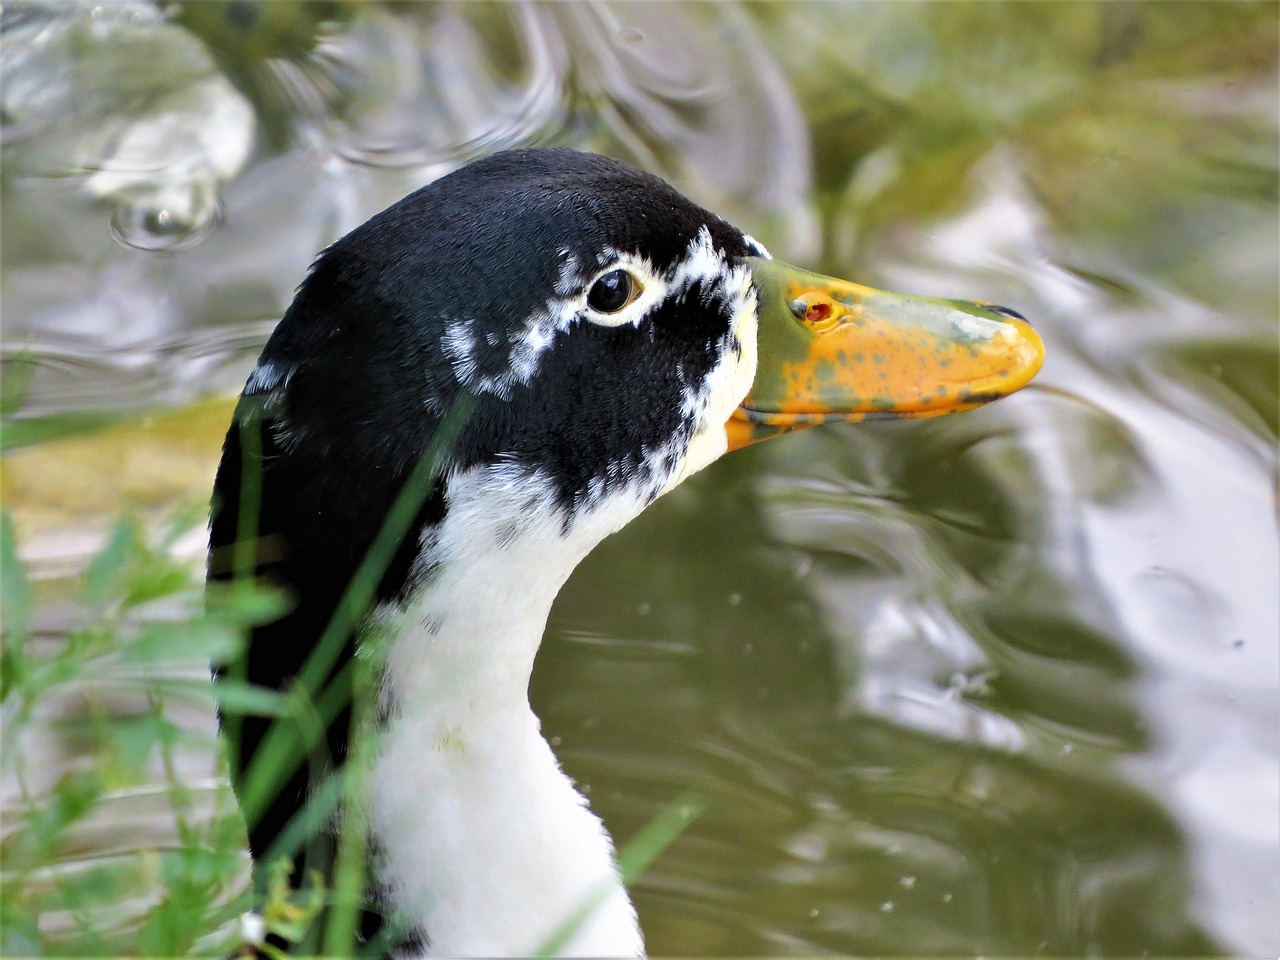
587,269,639,313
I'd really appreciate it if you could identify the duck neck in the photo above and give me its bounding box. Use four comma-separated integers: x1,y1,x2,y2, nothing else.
369,467,648,958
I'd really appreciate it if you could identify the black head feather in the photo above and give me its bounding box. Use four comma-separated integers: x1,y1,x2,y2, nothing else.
242,149,757,505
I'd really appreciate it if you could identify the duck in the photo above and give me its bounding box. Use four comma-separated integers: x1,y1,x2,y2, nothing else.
207,147,1044,958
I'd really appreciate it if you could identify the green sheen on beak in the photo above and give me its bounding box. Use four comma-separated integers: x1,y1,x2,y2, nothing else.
726,257,1046,450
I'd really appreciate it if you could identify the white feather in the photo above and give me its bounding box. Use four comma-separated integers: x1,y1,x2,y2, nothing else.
371,467,650,958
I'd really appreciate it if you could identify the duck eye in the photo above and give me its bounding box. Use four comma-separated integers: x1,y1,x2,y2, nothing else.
587,269,640,313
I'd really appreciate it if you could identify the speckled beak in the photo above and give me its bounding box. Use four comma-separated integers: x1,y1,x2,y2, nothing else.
726,257,1046,450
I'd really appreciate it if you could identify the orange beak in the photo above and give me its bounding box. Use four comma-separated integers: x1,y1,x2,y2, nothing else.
726,257,1045,450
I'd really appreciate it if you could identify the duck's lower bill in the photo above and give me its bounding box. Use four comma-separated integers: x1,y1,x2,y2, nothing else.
726,256,1046,450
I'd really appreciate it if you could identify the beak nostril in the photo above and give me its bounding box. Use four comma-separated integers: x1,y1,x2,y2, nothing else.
789,293,842,330
806,302,833,324
987,304,1029,324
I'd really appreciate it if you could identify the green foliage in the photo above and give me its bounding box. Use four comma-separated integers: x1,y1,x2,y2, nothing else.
0,507,285,956
0,492,387,956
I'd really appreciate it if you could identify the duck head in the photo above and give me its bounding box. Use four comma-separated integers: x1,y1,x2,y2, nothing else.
238,148,1043,543
214,147,1044,956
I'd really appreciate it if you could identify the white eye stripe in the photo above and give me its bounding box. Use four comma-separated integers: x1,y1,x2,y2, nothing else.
442,229,753,395
566,227,752,329
580,254,668,328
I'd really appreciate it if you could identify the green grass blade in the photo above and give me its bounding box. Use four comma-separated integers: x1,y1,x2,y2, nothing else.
0,514,31,704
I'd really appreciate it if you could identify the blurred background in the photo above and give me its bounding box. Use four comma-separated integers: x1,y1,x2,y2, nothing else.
1,1,1276,956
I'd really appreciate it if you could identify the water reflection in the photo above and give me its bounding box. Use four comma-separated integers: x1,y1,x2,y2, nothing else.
538,423,1221,953
2,1,1276,956
2,4,252,251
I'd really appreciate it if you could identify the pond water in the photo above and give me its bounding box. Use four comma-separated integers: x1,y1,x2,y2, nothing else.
2,2,1277,956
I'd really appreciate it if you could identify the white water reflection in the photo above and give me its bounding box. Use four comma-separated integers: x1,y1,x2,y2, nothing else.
1089,396,1279,957
318,4,566,167
2,3,253,251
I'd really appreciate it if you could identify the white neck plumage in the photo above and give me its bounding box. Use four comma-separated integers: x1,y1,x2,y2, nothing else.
369,465,654,958
365,287,753,956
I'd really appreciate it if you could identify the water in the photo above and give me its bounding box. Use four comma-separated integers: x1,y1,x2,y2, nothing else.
2,1,1276,955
